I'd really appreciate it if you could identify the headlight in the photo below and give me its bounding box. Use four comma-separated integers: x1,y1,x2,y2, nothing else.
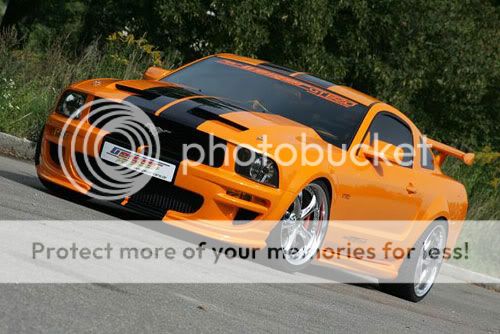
235,147,279,187
57,91,86,118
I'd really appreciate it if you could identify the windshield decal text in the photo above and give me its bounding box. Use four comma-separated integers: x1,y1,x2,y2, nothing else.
217,59,358,108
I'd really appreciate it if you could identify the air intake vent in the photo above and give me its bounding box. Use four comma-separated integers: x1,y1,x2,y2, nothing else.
126,178,204,218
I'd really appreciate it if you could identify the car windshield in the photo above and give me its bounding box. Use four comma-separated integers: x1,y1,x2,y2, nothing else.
162,56,369,148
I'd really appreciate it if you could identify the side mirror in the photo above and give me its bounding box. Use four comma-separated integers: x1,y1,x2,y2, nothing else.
359,141,405,165
143,66,173,81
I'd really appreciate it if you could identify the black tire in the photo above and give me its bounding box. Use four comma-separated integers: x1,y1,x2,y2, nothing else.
266,179,331,272
379,220,448,302
34,126,44,167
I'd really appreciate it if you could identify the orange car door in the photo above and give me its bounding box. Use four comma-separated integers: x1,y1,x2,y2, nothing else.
327,113,422,258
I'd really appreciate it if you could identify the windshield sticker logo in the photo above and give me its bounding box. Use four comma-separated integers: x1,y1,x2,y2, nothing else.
217,59,357,108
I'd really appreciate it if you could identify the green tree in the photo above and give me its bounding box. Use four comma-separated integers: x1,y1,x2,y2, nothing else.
0,0,42,30
2,0,498,150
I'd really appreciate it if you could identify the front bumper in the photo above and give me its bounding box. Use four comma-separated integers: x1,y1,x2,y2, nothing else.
37,113,296,248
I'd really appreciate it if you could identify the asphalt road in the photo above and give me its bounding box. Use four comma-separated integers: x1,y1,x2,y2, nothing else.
0,155,499,333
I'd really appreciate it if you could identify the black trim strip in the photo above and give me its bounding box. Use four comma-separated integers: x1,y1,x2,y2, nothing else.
115,84,160,100
258,62,296,76
189,107,248,131
293,73,335,90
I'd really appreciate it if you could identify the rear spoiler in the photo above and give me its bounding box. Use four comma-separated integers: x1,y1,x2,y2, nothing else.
426,138,475,167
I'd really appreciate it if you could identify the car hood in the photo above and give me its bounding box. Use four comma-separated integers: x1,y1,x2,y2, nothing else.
72,79,332,151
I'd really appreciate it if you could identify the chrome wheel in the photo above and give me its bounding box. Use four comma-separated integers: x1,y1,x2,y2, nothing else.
414,225,446,297
280,183,329,266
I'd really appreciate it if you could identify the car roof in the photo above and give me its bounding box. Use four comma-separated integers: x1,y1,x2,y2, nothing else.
216,53,380,107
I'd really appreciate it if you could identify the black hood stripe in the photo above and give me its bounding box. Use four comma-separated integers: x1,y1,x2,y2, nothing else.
161,97,247,130
122,85,247,131
154,95,209,116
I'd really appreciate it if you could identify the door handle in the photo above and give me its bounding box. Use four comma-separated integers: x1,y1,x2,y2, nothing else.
406,183,417,194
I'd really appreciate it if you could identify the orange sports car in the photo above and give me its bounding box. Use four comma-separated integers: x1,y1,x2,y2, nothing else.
36,53,474,301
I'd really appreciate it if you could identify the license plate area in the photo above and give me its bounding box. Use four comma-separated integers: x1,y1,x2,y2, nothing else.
100,142,177,182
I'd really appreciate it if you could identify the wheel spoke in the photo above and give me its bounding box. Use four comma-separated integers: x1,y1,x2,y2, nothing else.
282,216,298,230
424,236,432,252
298,225,313,243
279,183,329,266
415,257,424,282
419,267,428,283
300,193,317,219
283,226,299,252
414,225,447,297
293,192,303,218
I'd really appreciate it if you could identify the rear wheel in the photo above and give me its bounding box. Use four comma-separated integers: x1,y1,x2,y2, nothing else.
379,220,448,302
269,180,330,272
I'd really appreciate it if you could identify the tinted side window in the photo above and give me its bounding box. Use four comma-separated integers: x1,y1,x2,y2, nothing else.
368,114,414,167
419,137,435,170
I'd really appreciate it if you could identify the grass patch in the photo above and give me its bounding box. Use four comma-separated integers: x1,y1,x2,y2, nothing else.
0,29,170,140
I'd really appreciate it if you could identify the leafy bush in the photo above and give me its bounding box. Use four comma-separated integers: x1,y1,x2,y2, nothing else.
444,149,499,220
444,148,499,275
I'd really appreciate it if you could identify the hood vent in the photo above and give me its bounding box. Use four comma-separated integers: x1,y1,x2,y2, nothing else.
189,107,248,131
115,84,160,100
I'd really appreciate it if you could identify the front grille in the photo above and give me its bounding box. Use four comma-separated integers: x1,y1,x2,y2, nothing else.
74,153,124,196
74,153,203,218
88,99,227,167
126,178,204,218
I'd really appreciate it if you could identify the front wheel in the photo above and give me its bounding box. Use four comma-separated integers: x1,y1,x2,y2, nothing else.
379,221,448,302
268,180,330,272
